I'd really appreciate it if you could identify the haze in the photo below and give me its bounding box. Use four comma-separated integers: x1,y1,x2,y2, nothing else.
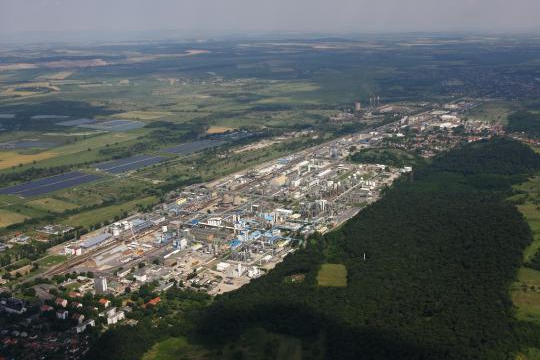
1,0,540,42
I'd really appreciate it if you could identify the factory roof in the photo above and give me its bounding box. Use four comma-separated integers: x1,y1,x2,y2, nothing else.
80,233,111,249
230,240,242,249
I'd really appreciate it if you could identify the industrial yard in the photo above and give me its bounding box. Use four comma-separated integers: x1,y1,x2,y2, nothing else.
42,119,410,297
34,100,503,299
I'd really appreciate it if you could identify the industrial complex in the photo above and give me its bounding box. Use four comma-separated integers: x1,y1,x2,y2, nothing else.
45,118,409,298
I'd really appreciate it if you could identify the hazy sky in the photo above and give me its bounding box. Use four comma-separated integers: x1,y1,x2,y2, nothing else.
1,0,540,37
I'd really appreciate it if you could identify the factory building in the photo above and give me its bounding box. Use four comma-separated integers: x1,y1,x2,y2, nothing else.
80,233,111,250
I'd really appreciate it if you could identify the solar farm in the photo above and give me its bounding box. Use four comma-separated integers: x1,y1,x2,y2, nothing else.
57,118,145,131
0,172,102,198
163,139,225,155
95,155,168,174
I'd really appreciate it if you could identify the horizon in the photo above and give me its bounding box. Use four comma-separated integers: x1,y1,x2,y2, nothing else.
2,29,540,46
2,0,540,44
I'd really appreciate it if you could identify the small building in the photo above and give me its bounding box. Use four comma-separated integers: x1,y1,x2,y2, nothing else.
68,291,82,299
156,282,174,293
72,313,85,324
216,262,231,272
40,304,54,312
133,270,148,283
146,297,161,308
72,302,83,309
98,299,110,308
56,310,69,320
55,298,68,308
102,307,125,325
76,319,95,333
117,268,131,278
0,297,27,315
64,246,82,256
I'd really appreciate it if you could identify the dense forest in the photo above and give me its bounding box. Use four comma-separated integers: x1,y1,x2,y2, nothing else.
349,147,426,168
85,137,540,360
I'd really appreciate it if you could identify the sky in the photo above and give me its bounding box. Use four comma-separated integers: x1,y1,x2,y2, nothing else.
1,0,540,41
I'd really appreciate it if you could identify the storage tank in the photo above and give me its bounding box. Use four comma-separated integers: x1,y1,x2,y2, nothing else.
233,195,243,206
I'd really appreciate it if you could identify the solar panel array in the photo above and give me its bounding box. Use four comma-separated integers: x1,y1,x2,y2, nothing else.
0,172,101,197
95,155,168,174
163,139,224,155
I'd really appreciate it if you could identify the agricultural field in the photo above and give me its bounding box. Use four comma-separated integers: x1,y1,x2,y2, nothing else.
0,35,539,233
206,126,234,134
317,263,347,287
0,208,29,227
0,150,58,169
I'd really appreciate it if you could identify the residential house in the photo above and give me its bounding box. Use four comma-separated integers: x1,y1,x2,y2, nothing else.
75,319,95,333
72,313,85,324
56,310,69,320
98,298,110,308
55,298,68,308
40,304,54,312
146,297,161,308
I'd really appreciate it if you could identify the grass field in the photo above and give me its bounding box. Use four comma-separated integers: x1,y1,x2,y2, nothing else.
142,338,196,360
142,331,305,360
28,197,79,213
0,131,145,173
466,101,516,125
511,175,540,330
65,196,157,227
518,203,540,262
317,263,347,287
513,175,540,262
0,150,58,169
35,254,67,267
116,110,172,120
518,347,540,360
206,126,234,134
0,209,29,227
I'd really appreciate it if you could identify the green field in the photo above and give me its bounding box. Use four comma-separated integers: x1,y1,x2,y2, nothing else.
513,267,540,324
142,331,305,360
316,263,347,287
35,254,67,267
28,197,79,213
65,196,157,227
0,208,29,227
511,174,540,331
466,101,517,125
142,338,199,360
